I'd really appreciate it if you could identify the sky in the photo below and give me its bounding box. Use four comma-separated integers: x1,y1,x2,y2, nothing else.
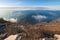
0,0,60,10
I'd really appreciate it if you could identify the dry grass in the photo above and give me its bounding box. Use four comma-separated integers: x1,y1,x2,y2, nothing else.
3,19,60,40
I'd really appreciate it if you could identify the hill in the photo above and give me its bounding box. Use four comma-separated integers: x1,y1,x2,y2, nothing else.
0,18,60,40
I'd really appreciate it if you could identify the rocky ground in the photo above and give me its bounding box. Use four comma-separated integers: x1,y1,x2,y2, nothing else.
0,18,60,40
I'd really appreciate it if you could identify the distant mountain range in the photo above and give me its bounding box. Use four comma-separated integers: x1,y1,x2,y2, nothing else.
0,7,49,10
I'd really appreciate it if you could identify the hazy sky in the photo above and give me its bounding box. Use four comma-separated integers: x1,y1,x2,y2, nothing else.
0,0,60,10
0,0,60,7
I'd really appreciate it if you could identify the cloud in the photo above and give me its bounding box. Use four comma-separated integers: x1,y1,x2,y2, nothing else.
0,7,60,11
0,7,49,11
32,15,47,22
49,12,57,16
3,18,17,23
32,15,47,20
46,6,60,10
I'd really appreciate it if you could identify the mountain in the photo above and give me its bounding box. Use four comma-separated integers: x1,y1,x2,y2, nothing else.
12,10,60,24
0,14,60,40
0,10,60,24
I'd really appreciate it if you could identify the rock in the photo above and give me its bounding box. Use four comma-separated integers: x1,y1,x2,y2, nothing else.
0,33,7,40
